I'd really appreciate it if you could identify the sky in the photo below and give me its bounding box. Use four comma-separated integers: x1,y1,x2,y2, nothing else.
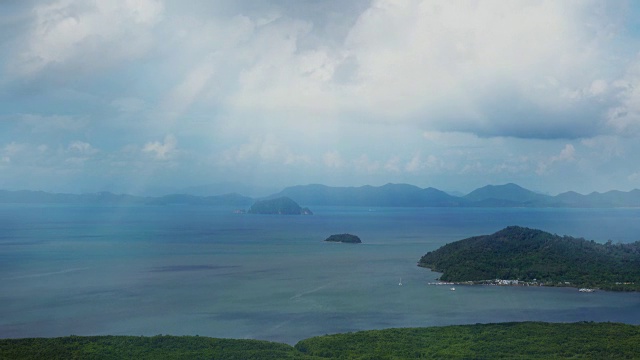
1,0,640,196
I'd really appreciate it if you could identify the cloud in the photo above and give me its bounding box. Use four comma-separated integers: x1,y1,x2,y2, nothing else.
7,114,87,133
629,172,640,183
403,152,443,173
581,136,623,160
10,0,629,141
220,135,310,166
589,79,609,96
190,0,627,140
1,142,25,165
65,140,99,165
163,55,217,119
554,144,576,163
0,141,56,168
111,97,147,113
142,134,177,160
1,140,97,168
606,57,640,135
68,141,98,155
384,156,401,173
3,142,27,156
323,150,345,169
353,154,380,173
13,0,163,78
2,1,640,194
537,144,576,174
338,1,623,138
405,154,422,173
224,16,342,117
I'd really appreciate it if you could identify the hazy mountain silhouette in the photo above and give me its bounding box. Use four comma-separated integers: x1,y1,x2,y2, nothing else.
463,183,559,207
1,183,639,208
270,183,467,207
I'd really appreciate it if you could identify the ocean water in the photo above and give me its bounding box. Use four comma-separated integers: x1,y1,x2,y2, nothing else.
1,204,640,344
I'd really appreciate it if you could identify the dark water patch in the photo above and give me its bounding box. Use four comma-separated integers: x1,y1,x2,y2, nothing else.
31,288,142,309
149,265,240,272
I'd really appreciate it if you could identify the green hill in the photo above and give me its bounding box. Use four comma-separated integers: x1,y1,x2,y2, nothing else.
2,322,639,359
418,226,640,290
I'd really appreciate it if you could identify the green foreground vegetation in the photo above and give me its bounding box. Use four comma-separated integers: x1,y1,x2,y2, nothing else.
419,226,640,291
0,336,303,360
2,322,640,359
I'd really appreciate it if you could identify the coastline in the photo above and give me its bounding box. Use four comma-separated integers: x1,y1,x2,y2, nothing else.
427,278,638,292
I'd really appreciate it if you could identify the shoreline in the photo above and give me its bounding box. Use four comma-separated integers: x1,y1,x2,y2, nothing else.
426,279,637,292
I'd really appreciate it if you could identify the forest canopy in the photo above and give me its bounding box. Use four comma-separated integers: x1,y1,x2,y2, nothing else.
2,322,639,359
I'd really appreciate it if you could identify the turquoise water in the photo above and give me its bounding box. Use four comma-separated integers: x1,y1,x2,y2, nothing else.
1,205,640,344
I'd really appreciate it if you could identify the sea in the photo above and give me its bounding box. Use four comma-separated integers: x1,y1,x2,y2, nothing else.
1,204,640,344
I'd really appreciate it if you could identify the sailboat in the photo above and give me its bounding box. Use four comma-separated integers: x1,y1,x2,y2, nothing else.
399,278,402,286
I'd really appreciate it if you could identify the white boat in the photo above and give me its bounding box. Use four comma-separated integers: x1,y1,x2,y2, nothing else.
450,287,456,291
399,278,402,286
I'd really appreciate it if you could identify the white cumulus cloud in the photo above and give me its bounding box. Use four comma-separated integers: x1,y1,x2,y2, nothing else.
15,0,163,77
143,134,177,160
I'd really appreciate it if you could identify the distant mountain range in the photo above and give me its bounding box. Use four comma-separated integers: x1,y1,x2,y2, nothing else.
271,183,640,208
0,190,254,207
1,183,639,208
268,183,465,207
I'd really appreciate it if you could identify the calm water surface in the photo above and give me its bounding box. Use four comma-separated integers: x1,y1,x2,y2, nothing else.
1,205,639,344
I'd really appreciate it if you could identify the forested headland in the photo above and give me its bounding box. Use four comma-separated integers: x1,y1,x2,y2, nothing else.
418,226,640,291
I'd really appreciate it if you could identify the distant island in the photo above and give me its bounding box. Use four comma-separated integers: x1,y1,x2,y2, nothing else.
418,226,640,291
324,233,362,244
247,196,313,215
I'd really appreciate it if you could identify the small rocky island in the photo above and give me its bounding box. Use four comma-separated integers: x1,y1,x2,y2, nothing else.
324,233,362,244
248,196,313,215
418,226,640,291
